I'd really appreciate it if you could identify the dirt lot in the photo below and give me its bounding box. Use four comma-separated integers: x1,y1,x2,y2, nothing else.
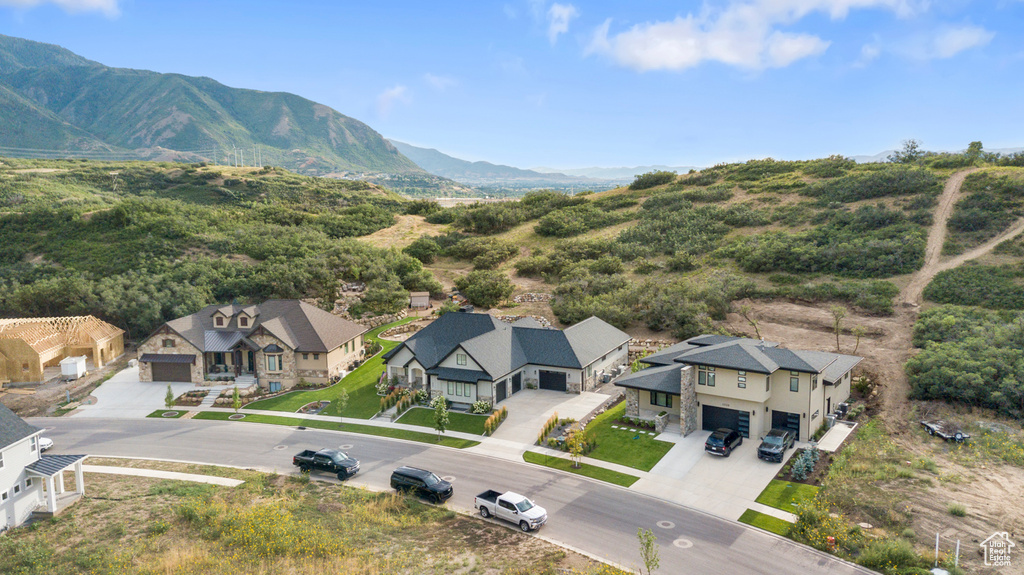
0,352,134,417
357,214,449,249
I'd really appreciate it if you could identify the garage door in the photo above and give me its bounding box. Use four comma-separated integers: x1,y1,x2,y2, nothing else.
151,362,191,382
494,379,507,403
511,372,522,394
771,410,801,441
538,370,567,392
702,405,750,437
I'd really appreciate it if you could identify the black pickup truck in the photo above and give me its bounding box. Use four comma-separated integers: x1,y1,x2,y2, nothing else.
292,448,360,480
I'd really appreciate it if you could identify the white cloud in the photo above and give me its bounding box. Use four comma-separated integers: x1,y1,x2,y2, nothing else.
424,73,457,91
376,85,410,118
0,0,119,16
857,41,883,66
586,0,930,71
547,3,579,44
928,25,994,58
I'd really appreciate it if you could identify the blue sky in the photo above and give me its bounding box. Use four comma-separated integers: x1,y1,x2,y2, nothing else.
1,0,1022,168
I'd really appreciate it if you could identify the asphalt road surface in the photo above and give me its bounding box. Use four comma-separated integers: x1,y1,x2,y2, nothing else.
34,418,873,575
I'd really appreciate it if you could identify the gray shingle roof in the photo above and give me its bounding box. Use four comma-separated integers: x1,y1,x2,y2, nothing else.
563,317,631,367
674,341,780,373
383,312,502,368
641,341,702,366
158,300,366,354
822,353,863,383
614,364,683,394
428,367,491,383
26,454,87,476
0,402,39,450
386,313,628,380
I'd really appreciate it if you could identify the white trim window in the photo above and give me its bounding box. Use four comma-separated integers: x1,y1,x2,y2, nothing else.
30,436,37,453
0,450,4,469
456,353,467,366
266,354,283,372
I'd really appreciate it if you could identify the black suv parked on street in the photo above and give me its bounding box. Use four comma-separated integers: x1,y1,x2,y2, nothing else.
704,428,743,457
757,428,795,463
390,466,454,503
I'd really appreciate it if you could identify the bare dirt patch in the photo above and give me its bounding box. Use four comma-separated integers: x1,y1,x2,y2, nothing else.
356,214,449,249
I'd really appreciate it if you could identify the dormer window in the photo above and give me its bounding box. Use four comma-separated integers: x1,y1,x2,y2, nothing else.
239,316,249,327
215,316,225,327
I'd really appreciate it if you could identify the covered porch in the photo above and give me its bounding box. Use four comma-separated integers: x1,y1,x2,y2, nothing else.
203,332,259,380
26,454,88,518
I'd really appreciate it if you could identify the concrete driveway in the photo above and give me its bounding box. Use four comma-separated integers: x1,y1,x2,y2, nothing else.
630,429,801,521
71,366,198,419
467,389,609,459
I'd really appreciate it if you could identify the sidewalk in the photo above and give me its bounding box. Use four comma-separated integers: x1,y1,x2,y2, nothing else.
83,464,245,487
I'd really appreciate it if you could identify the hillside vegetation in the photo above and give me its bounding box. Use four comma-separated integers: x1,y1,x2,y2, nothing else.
0,158,439,338
410,157,948,338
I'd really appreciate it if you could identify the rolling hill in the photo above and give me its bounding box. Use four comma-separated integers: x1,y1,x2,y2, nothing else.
0,34,420,177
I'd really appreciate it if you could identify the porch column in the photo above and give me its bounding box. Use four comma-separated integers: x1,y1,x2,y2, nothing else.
74,463,85,495
57,472,65,494
46,476,57,512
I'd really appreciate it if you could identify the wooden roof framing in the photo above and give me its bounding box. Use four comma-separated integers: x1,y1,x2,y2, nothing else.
0,316,124,355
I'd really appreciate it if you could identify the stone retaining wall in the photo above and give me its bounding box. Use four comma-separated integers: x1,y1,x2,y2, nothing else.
355,310,408,328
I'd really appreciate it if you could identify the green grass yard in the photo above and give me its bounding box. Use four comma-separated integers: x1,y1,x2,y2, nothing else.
522,451,639,487
395,406,488,435
583,402,674,471
245,317,416,419
192,411,479,449
738,509,793,536
755,480,820,514
147,409,186,418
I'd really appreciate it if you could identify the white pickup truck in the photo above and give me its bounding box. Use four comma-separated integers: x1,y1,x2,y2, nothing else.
474,490,548,532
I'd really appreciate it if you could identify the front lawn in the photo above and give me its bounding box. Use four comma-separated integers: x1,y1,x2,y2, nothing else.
147,409,186,418
396,406,487,435
738,509,793,536
583,402,674,471
192,411,480,449
755,480,820,514
522,451,639,487
244,317,416,419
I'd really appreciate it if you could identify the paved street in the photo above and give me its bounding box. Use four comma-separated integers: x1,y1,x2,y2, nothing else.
35,417,873,575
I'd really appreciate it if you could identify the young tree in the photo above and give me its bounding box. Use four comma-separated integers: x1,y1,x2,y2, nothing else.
738,304,762,340
888,139,925,164
165,384,175,410
829,305,847,352
852,325,866,354
637,527,660,575
433,397,450,441
566,429,584,469
231,386,241,414
336,387,350,428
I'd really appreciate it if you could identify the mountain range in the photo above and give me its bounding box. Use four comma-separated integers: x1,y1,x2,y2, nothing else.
0,34,420,176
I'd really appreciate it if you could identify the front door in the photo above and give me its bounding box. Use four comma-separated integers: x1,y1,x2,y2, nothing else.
233,350,242,375
247,351,255,373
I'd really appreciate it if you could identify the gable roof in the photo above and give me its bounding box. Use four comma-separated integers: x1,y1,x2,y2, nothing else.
158,300,366,353
0,402,39,449
386,312,629,380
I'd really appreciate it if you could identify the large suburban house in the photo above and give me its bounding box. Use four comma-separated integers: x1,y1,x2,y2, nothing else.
1,403,87,531
383,312,630,407
138,300,367,392
616,335,862,441
0,316,124,386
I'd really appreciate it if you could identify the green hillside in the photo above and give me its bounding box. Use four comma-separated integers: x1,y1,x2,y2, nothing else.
0,34,421,177
0,158,442,339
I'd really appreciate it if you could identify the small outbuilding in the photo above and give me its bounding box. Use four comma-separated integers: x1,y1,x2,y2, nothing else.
409,292,431,309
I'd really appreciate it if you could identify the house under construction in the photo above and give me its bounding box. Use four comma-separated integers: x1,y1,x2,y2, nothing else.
0,316,124,385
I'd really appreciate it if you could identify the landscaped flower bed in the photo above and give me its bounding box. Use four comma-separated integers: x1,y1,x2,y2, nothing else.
298,400,330,415
776,447,833,485
615,415,658,431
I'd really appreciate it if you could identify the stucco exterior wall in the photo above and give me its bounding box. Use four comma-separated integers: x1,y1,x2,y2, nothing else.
692,366,771,403
137,331,204,384
582,343,628,391
432,378,480,405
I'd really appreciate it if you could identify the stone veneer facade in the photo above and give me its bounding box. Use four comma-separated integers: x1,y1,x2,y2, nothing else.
624,388,640,417
137,327,204,384
250,331,297,390
679,365,697,436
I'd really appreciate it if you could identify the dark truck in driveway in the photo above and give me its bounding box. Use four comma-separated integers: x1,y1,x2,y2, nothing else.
293,448,360,480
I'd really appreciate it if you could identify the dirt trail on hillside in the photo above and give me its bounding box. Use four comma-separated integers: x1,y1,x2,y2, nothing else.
724,169,1024,570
